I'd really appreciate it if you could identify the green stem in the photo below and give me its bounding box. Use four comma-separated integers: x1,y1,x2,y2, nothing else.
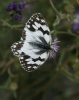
49,0,61,18
61,68,79,83
51,30,77,37
56,50,65,71
76,37,79,59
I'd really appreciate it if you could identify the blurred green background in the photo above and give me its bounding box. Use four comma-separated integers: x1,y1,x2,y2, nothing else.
0,0,79,100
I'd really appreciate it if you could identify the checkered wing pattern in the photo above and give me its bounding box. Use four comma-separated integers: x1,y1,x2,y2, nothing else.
11,13,52,72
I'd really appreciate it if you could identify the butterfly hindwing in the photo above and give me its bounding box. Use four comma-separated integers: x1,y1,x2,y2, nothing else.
19,52,49,72
11,41,23,56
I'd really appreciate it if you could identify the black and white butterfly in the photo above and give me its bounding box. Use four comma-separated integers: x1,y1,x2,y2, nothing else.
11,13,60,72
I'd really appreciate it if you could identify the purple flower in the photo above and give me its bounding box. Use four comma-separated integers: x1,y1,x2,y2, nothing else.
14,15,22,21
6,1,25,21
72,23,79,32
19,2,25,9
16,9,22,15
72,11,79,33
6,3,13,11
13,2,17,10
49,38,60,59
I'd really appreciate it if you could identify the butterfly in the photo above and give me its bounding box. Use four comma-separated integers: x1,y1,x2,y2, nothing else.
11,13,60,72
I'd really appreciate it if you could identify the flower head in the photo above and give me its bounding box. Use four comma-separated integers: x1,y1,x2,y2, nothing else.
6,4,13,11
14,15,22,21
49,38,60,59
72,11,79,33
19,2,25,9
6,2,25,21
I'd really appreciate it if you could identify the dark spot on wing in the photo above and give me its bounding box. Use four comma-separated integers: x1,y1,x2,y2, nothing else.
19,54,45,72
26,13,49,32
32,57,45,62
11,41,24,56
38,27,49,35
39,36,48,44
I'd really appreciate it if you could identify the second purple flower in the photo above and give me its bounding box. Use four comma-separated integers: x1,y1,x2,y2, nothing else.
6,2,25,21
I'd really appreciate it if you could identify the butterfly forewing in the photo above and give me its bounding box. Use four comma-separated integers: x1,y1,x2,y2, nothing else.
24,13,52,44
11,13,52,72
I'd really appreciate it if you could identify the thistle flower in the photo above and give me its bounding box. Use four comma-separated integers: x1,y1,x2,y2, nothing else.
6,2,25,21
49,38,60,59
